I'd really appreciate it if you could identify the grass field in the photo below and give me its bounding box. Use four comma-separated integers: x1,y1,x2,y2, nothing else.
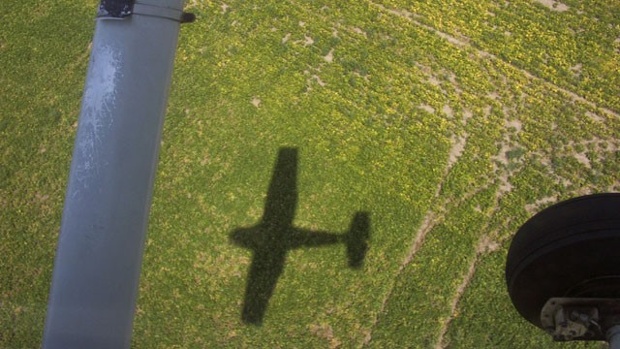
1,0,619,348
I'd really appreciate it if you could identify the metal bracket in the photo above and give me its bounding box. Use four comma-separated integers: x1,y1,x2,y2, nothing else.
98,0,135,19
97,0,195,23
541,298,620,341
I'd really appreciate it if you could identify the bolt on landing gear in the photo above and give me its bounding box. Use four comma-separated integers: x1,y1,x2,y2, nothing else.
505,193,620,347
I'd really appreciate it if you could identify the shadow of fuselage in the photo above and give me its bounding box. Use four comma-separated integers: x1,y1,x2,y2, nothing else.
229,148,369,325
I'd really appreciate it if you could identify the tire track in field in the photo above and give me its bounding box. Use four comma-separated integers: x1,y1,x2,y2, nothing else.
363,125,474,346
429,109,535,347
368,1,620,120
433,159,525,347
434,219,523,348
363,103,524,346
362,94,508,346
434,217,502,348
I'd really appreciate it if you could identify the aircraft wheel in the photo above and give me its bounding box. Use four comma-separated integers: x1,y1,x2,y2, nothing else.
505,193,620,328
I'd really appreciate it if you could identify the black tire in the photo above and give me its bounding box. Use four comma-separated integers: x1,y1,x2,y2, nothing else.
505,193,620,328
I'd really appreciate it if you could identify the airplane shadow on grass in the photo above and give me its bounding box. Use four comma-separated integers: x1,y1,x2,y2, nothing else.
229,147,371,325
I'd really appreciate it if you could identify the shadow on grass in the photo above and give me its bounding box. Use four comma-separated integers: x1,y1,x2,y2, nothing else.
229,147,370,325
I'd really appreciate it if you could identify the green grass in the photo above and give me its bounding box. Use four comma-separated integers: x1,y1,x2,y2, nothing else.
1,0,619,348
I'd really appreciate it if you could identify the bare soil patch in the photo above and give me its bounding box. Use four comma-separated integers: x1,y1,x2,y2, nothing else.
534,0,569,12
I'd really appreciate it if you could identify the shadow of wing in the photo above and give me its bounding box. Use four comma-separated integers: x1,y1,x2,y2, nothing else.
229,227,262,249
263,147,298,228
241,237,287,325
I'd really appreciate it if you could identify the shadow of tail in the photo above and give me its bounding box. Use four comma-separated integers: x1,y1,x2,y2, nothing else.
345,212,370,269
